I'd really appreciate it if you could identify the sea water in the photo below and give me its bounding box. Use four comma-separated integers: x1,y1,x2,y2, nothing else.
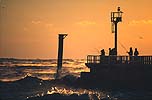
0,58,89,82
0,58,152,100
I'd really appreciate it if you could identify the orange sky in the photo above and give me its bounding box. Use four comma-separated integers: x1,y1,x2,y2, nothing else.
0,0,152,59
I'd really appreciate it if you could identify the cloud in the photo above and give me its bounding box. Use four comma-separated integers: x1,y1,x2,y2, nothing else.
26,19,54,33
129,20,152,25
31,20,42,24
31,20,53,28
76,20,97,26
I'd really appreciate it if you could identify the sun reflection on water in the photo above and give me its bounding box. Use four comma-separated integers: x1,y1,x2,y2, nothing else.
25,85,112,100
45,86,112,100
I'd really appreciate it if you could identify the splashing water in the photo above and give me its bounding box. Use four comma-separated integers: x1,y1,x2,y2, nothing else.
30,86,115,100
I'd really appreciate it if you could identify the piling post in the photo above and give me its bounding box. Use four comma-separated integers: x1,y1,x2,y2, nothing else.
56,34,68,79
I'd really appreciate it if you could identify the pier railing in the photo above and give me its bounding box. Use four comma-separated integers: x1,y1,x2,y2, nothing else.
87,55,152,65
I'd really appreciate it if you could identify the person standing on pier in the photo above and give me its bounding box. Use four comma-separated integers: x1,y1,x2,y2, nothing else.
101,49,105,56
109,48,116,63
134,48,139,64
109,48,112,55
100,49,105,63
134,48,139,56
127,47,133,63
127,47,133,56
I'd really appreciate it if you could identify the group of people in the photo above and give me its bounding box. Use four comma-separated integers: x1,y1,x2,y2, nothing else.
100,47,139,56
100,47,139,64
101,48,117,56
127,47,139,56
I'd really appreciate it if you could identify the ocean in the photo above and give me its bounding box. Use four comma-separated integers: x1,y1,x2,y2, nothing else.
0,58,152,100
0,58,89,82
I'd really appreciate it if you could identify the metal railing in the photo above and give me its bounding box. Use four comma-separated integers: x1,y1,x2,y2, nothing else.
87,55,152,65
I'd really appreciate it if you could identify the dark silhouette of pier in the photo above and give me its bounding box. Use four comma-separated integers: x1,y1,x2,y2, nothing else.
80,7,152,89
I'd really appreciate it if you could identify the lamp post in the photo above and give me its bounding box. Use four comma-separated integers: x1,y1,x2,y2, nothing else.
111,7,123,55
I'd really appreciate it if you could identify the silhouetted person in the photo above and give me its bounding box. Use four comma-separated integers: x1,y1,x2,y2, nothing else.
109,48,113,63
127,47,133,56
101,49,105,56
134,48,139,56
110,48,116,55
134,48,139,64
109,48,117,63
109,48,112,55
100,49,105,63
127,47,133,63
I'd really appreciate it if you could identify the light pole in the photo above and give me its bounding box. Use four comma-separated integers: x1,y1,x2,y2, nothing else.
111,7,123,55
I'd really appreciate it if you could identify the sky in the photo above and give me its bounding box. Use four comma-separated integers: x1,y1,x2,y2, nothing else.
0,0,152,59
